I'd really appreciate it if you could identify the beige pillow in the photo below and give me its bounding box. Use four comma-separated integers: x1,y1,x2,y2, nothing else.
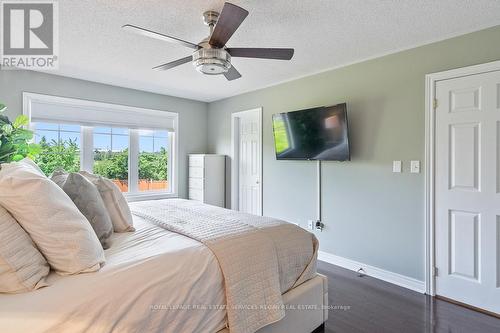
0,205,50,293
51,170,113,249
0,161,105,275
19,157,45,175
80,171,135,232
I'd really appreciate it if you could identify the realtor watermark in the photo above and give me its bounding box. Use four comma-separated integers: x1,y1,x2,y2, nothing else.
1,0,58,70
149,303,352,312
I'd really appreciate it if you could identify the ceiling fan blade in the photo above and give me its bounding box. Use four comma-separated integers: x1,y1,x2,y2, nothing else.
227,48,294,60
209,3,249,48
153,56,192,71
224,65,242,81
122,24,199,50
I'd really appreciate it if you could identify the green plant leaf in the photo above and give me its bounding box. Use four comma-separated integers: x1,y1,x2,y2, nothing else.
12,115,28,128
11,128,33,141
0,144,15,163
0,140,13,152
0,115,10,126
28,143,41,156
2,124,13,135
0,109,36,164
12,154,24,162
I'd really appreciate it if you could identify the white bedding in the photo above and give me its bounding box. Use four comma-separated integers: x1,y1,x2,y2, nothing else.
131,199,318,333
0,217,227,333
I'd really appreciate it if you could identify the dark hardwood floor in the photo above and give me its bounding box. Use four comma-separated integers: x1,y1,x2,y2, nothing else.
315,261,500,333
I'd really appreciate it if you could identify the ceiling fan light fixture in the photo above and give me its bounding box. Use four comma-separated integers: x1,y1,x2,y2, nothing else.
123,2,294,81
192,48,231,75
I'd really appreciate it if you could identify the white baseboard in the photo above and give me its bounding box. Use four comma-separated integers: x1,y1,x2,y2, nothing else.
318,251,425,294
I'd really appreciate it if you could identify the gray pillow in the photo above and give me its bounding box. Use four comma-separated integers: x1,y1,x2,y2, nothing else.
51,170,113,249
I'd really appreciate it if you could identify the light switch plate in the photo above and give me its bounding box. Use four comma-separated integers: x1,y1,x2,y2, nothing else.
411,160,420,173
393,160,402,173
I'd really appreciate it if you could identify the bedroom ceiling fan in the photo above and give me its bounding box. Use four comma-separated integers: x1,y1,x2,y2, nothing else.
122,2,294,81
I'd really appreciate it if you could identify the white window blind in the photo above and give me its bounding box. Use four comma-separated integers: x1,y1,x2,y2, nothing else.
23,92,179,201
29,99,176,131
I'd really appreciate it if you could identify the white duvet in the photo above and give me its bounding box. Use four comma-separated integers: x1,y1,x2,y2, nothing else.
130,199,318,333
0,217,227,333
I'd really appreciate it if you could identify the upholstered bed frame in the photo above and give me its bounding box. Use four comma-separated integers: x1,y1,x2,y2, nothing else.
217,274,328,333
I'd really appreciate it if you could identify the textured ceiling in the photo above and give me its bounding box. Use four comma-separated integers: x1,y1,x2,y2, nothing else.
45,0,500,102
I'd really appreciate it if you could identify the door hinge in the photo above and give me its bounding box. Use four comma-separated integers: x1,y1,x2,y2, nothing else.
433,98,438,110
433,266,439,277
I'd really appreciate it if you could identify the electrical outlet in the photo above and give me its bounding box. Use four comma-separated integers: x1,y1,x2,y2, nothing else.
307,220,314,230
315,220,324,231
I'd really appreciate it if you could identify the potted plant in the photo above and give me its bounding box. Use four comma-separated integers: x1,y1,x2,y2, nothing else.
0,102,40,165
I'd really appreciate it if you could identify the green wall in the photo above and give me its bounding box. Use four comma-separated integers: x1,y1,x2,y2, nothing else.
207,25,500,280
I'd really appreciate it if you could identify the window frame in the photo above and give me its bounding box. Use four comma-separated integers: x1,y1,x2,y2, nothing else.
23,92,179,201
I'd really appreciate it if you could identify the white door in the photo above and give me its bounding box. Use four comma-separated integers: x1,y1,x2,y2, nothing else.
435,70,500,314
237,110,262,215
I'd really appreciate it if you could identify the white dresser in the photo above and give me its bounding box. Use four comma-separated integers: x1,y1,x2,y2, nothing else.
188,154,226,207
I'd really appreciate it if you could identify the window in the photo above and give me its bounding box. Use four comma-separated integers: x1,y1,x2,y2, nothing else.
33,122,81,175
25,93,178,200
93,127,129,192
138,130,169,192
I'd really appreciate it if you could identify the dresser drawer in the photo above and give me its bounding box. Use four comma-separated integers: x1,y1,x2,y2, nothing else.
188,189,203,201
189,156,204,167
188,177,204,190
189,166,204,178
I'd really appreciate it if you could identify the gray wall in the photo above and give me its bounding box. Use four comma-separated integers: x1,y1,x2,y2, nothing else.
0,70,208,199
207,25,500,281
2,25,500,282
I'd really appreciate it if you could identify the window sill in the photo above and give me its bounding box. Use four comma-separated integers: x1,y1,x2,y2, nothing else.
125,192,178,202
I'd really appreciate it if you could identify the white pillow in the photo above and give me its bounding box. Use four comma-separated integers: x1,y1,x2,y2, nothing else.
80,171,135,232
0,160,105,275
19,157,45,175
0,205,50,293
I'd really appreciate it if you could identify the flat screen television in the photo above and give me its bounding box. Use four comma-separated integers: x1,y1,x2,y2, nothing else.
272,103,350,161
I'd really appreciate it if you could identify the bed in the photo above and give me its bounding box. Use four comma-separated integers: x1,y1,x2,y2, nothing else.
0,200,327,333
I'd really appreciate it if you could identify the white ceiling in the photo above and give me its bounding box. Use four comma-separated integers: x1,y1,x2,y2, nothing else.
49,0,500,102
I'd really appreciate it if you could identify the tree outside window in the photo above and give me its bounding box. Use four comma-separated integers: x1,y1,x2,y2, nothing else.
33,123,169,193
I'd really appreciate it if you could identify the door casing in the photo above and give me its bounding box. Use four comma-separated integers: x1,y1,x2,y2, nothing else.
231,108,263,215
424,60,500,295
